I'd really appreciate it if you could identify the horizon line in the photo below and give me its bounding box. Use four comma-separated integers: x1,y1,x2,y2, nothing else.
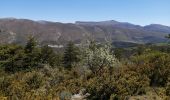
0,17,170,27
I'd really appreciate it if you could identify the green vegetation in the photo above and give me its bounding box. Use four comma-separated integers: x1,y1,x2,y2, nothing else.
63,41,81,69
0,37,170,100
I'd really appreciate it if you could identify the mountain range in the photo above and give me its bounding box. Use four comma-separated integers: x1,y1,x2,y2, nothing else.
0,18,170,46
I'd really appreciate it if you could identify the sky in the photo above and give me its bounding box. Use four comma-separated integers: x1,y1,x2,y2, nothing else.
0,0,170,26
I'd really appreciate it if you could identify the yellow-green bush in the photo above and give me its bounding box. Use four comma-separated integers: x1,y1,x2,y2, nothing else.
131,51,170,86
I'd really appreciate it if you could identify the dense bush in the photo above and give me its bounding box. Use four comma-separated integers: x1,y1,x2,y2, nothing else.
85,67,149,100
40,45,61,67
131,51,170,87
166,80,170,96
0,45,26,73
84,42,118,75
0,37,62,73
0,39,170,100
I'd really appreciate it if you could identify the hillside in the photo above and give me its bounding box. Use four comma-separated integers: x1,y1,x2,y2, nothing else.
0,18,170,46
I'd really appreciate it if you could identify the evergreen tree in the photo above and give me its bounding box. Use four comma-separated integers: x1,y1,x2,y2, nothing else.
165,34,170,39
165,34,170,44
40,45,60,66
24,35,37,54
3,45,25,73
24,36,40,69
63,42,81,69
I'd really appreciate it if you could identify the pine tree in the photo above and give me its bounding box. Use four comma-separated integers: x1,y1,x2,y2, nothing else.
24,36,40,69
165,34,170,44
25,36,37,54
40,45,60,66
3,45,25,73
63,42,81,69
165,34,170,39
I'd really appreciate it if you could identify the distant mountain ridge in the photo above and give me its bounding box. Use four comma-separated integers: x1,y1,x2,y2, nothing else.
0,18,170,45
144,24,170,33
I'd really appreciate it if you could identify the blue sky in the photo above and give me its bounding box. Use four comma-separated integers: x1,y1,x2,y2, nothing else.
0,0,170,26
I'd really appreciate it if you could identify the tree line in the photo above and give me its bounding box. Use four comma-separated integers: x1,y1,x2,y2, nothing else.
0,36,170,100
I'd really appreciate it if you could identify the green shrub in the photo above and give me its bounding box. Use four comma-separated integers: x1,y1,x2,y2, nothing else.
131,51,170,86
166,82,170,96
24,71,44,90
84,42,118,74
85,67,149,100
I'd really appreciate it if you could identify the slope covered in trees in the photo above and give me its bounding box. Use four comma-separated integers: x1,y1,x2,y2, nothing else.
0,37,170,100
